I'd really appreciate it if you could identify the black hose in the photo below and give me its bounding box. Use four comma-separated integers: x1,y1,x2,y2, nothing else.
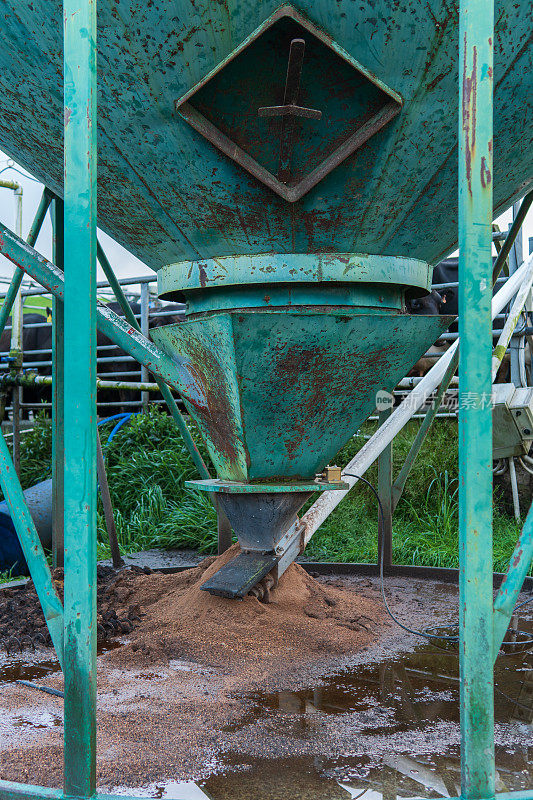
344,472,533,651
343,473,459,643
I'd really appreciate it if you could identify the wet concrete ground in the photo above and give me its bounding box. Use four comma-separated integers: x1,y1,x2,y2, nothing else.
0,575,531,798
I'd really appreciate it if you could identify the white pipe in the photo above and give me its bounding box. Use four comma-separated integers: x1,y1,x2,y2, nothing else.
10,187,23,354
508,457,521,521
491,254,533,381
519,341,528,388
300,255,533,547
397,375,459,389
518,457,533,476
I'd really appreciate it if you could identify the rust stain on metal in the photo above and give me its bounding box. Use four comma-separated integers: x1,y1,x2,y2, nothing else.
180,335,242,467
480,156,491,188
198,263,208,288
462,36,477,198
273,341,395,462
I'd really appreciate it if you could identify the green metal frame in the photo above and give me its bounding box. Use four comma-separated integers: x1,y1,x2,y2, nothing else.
0,221,207,404
96,240,211,480
62,0,98,788
0,188,52,335
158,252,433,299
0,432,64,664
0,0,532,797
186,478,348,493
51,198,65,568
458,0,495,795
377,407,393,567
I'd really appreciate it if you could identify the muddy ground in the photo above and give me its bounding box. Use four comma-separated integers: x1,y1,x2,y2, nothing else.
0,569,531,797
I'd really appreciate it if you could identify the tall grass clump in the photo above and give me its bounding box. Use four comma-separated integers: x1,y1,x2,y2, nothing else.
96,407,217,557
2,408,526,571
18,411,53,489
305,418,525,572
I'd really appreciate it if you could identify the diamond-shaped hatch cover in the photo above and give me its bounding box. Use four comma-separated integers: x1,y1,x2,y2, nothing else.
174,5,402,202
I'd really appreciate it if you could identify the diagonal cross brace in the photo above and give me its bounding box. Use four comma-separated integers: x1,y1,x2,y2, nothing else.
493,500,533,661
0,222,208,410
95,240,211,481
0,432,64,667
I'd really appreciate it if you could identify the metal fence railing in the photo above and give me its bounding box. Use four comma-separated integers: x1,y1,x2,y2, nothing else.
0,274,185,416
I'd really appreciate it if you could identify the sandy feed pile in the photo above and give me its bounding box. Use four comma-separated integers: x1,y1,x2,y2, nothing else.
107,545,386,677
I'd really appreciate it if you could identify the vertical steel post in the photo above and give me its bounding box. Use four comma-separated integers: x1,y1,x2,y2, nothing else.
392,350,460,510
51,199,65,569
508,204,524,386
458,0,495,796
377,408,393,569
96,430,123,569
63,0,97,789
140,282,149,409
10,187,23,475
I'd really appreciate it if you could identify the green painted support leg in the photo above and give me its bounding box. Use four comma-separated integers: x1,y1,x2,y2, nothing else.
492,190,533,284
51,198,64,569
392,349,459,510
458,0,495,796
493,501,533,659
96,429,123,569
63,0,98,791
377,408,393,567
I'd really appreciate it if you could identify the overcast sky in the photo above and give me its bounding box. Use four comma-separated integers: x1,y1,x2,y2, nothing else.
0,150,531,295
0,151,148,292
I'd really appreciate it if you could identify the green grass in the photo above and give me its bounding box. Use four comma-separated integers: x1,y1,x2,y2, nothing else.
301,419,522,572
0,566,19,584
5,408,524,572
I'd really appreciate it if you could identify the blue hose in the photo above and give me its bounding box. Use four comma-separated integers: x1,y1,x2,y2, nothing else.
97,413,130,426
97,412,136,443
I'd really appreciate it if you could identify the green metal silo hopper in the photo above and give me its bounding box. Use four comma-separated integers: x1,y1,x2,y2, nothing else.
151,254,452,595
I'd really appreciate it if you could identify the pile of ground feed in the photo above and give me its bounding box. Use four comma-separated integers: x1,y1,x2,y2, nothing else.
1,574,473,790
107,545,385,677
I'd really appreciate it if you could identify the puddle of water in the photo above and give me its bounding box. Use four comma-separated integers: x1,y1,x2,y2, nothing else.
0,640,123,684
243,620,533,730
0,657,60,684
12,711,62,729
8,612,533,799
114,619,533,800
